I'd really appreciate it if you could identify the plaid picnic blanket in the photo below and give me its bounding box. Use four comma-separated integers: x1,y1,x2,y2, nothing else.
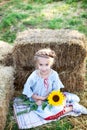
13,98,79,129
13,98,57,129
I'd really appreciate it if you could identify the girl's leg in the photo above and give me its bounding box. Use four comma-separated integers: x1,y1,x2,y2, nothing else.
64,92,80,103
64,102,87,115
72,102,87,114
61,105,81,117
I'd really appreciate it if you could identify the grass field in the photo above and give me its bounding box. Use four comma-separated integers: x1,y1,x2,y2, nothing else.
0,0,87,130
0,0,87,44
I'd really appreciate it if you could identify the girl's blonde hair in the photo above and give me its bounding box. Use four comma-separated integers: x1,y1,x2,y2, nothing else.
34,48,56,66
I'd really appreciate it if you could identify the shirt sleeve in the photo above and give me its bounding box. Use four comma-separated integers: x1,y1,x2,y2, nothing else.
22,72,35,98
52,71,64,90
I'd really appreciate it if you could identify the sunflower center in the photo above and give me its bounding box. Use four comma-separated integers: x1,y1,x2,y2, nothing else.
53,95,59,102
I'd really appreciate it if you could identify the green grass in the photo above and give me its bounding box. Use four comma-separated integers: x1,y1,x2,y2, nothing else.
0,0,87,43
4,101,19,130
48,18,64,29
81,0,87,9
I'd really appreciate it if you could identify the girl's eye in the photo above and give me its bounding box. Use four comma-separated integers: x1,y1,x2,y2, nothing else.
39,64,42,66
46,64,48,66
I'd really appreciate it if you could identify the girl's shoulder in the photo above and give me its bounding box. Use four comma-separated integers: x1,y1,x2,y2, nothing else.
51,69,58,76
27,70,38,81
50,69,59,79
30,70,37,76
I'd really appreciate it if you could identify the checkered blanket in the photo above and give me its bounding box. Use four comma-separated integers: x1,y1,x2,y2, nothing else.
13,98,58,129
13,98,79,129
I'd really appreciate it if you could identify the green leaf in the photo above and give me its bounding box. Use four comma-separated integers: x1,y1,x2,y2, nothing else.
42,101,47,110
17,109,29,116
30,104,38,111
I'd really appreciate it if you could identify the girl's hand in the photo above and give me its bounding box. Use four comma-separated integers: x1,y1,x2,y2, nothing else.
41,96,48,100
32,94,47,101
36,100,43,106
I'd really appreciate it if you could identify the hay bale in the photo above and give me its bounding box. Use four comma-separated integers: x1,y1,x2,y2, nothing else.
0,41,13,66
0,66,14,130
13,29,87,91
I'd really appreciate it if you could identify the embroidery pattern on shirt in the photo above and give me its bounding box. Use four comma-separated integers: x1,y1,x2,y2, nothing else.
44,78,49,90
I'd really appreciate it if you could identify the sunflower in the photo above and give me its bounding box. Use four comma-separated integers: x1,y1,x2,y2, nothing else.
48,90,65,106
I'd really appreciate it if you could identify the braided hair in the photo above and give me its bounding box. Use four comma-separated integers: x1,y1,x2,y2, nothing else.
34,48,56,67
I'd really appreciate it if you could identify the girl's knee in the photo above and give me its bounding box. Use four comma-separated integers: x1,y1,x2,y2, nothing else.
64,92,80,103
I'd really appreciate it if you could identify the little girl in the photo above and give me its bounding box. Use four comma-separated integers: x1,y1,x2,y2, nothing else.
23,48,87,120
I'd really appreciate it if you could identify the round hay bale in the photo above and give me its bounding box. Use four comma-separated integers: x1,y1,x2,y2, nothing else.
0,41,13,66
0,66,14,130
12,29,87,91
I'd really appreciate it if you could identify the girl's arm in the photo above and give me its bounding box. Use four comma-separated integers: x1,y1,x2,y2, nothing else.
32,94,47,101
32,94,47,106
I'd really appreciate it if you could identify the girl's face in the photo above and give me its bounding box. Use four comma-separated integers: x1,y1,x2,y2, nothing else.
36,57,52,76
